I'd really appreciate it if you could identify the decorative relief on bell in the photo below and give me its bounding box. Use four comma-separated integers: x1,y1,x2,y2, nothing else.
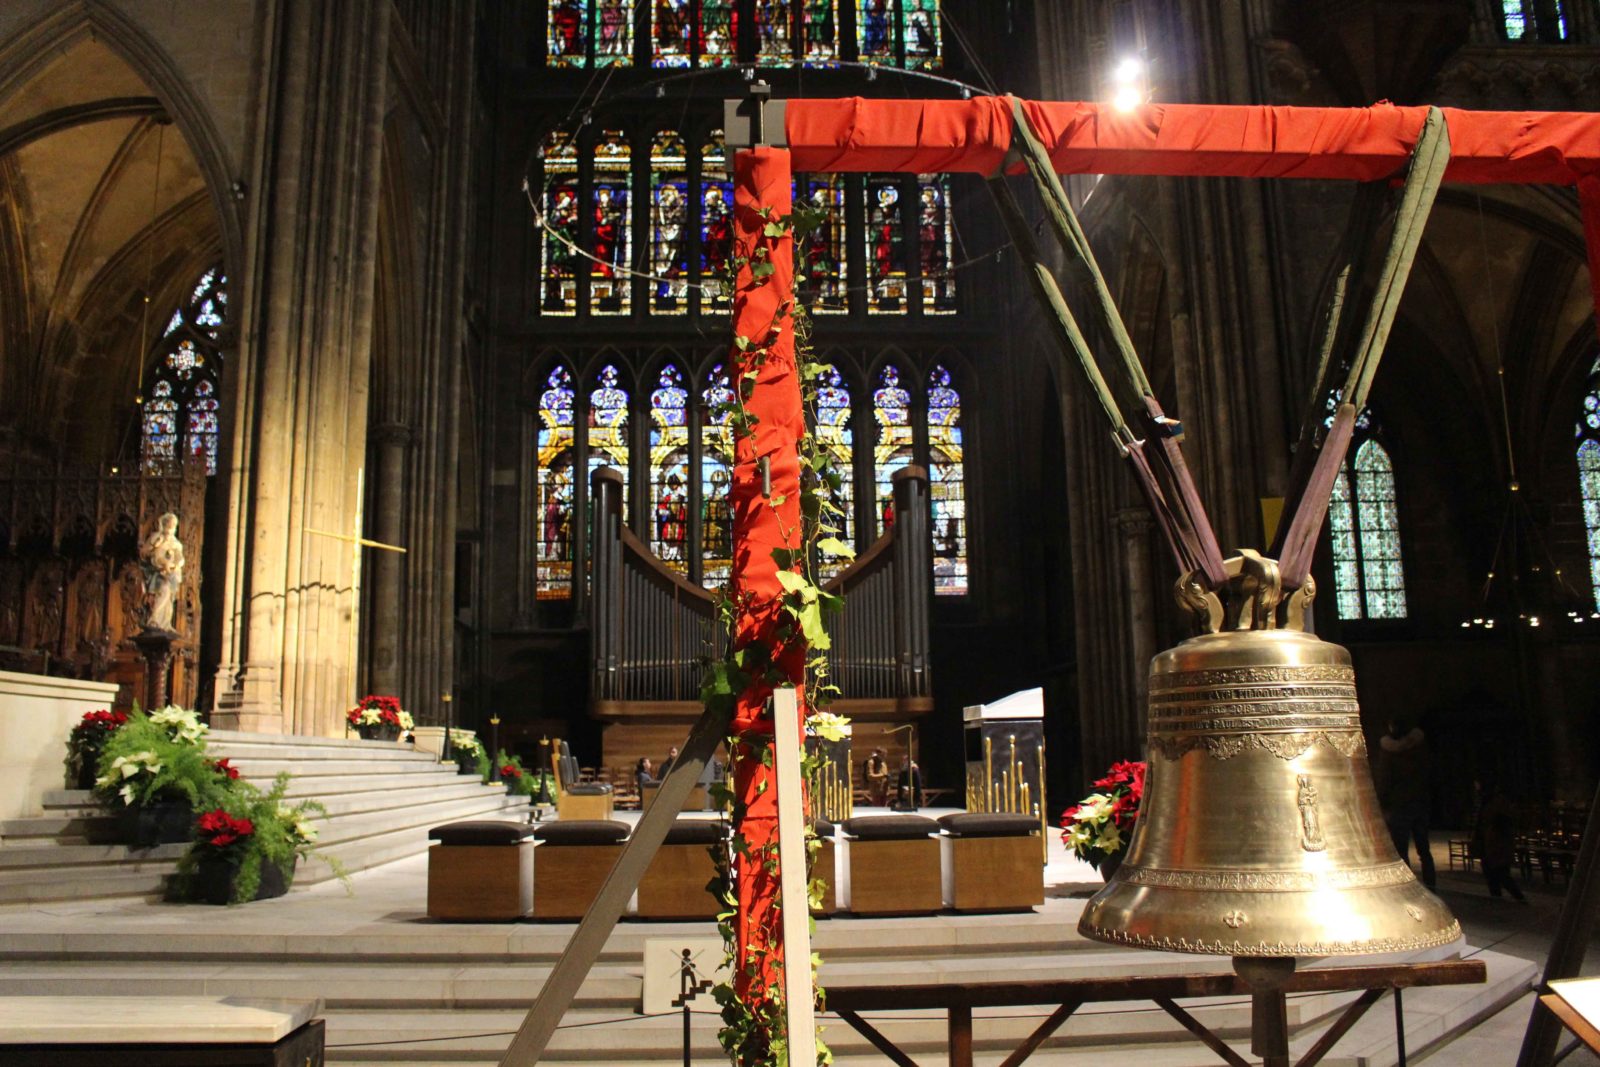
1296,775,1326,852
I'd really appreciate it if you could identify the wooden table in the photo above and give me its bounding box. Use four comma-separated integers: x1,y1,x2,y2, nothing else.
827,959,1487,1067
1541,977,1600,1058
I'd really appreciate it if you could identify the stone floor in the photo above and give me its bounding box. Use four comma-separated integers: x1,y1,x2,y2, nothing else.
0,815,1590,1064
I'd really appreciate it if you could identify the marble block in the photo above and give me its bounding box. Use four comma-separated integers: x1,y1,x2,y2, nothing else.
0,996,318,1044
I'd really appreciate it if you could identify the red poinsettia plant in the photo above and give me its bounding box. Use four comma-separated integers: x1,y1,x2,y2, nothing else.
346,694,413,732
66,708,129,784
501,763,523,780
1060,760,1146,871
211,758,240,781
196,808,255,850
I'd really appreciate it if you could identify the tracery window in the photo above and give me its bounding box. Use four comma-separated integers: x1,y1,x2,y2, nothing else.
591,130,632,314
865,175,908,314
872,364,913,535
700,131,735,311
1577,356,1600,607
650,131,689,314
797,173,848,313
588,365,631,518
927,365,966,595
857,0,940,68
536,367,578,599
1501,1,1571,41
550,0,635,67
540,131,579,315
815,363,855,579
918,176,955,315
702,365,737,586
650,365,691,570
1327,410,1407,620
142,267,227,475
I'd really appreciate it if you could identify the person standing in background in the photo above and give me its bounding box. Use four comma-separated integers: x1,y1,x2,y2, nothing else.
1376,718,1436,888
864,749,889,806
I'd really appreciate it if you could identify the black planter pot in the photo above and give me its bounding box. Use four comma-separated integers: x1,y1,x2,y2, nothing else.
355,722,400,741
455,755,479,776
191,855,292,905
118,799,194,847
71,759,98,792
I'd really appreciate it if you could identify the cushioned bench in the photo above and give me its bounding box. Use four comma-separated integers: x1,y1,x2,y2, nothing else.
812,818,837,916
427,820,538,921
938,812,1044,912
840,814,941,916
636,818,724,919
531,819,630,920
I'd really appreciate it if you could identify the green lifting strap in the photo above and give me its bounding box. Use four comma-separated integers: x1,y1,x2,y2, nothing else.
1004,97,1228,590
1274,106,1451,589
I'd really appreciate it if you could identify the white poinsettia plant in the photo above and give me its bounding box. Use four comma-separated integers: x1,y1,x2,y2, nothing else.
97,751,164,805
148,704,208,745
448,729,483,756
805,711,851,741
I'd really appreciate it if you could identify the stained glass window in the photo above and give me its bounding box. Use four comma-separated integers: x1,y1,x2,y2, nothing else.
142,379,178,474
1329,432,1407,621
701,0,738,65
700,131,735,311
865,175,907,314
702,364,737,586
927,365,966,594
1502,1,1528,38
815,363,854,578
653,0,692,66
650,131,689,313
549,0,590,65
1577,357,1600,607
596,0,635,64
903,0,940,68
540,130,579,315
1501,1,1569,41
536,367,577,599
591,130,632,314
142,265,227,476
756,0,795,64
873,365,913,535
856,0,896,63
797,174,848,313
918,175,955,314
588,364,631,518
803,0,839,65
650,365,690,570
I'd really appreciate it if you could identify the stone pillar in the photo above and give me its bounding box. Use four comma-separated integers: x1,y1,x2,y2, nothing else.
1115,506,1158,756
368,423,411,697
213,1,391,736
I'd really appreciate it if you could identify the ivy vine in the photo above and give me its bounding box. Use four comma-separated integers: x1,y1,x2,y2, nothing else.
701,192,848,1066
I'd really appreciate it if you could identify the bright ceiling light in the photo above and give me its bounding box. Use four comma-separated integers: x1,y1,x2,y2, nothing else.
1112,56,1144,84
1112,85,1143,112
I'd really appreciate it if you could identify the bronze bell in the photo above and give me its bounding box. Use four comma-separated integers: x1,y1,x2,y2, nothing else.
1079,551,1459,956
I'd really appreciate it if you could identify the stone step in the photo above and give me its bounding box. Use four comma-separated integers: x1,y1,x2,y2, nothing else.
308,779,509,819
301,798,526,884
277,771,481,799
208,730,433,757
0,812,118,843
0,859,178,904
227,758,454,778
0,841,188,870
310,791,528,847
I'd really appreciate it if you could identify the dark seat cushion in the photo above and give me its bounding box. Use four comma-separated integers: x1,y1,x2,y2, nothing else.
533,819,630,845
565,782,613,796
812,818,835,838
663,819,725,845
938,812,1040,838
429,820,537,846
841,815,938,840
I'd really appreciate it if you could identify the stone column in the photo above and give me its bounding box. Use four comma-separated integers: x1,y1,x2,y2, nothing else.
213,1,391,736
368,423,412,698
1116,506,1158,756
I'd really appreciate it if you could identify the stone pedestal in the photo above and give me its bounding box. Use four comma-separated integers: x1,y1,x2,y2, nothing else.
132,627,176,710
0,670,120,821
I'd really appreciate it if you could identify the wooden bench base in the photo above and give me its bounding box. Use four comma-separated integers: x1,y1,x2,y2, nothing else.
941,834,1043,911
637,843,719,919
428,842,534,921
812,839,837,915
844,837,941,915
557,792,615,821
533,843,623,920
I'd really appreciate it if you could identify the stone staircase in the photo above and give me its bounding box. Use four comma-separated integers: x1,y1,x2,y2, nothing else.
0,730,523,904
0,884,1537,1064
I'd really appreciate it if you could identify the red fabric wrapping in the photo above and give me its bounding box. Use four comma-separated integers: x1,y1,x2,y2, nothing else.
1582,177,1600,338
727,146,805,1009
786,96,1012,174
784,98,1600,185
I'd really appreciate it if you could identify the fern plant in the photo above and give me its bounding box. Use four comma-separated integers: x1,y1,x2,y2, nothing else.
172,772,334,904
93,707,231,811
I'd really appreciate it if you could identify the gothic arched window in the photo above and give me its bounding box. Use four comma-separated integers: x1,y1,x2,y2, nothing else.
650,364,690,570
872,364,913,534
650,131,689,314
550,0,636,67
588,364,631,518
591,130,633,314
536,366,578,599
797,173,848,313
540,130,579,315
815,363,855,578
927,364,966,595
142,267,227,475
1328,418,1408,620
702,364,737,586
700,131,734,311
1577,357,1600,607
865,176,908,314
918,176,955,315
1501,1,1570,41
858,0,940,68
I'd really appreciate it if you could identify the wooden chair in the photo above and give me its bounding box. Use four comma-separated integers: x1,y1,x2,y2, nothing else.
840,815,942,916
552,740,614,821
426,821,537,921
530,820,630,920
938,812,1043,912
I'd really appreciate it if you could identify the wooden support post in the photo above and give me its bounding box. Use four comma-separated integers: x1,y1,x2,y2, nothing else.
772,687,816,1064
948,1004,974,1067
497,698,733,1066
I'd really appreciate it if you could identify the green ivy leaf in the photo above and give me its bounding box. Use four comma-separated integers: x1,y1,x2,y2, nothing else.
816,537,854,559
